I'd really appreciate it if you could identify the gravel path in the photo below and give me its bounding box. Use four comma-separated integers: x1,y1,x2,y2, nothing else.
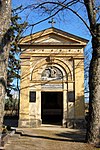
5,126,98,150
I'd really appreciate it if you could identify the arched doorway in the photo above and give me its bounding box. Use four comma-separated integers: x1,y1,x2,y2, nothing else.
41,65,64,125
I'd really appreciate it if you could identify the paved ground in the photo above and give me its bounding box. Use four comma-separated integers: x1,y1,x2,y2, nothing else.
5,125,98,150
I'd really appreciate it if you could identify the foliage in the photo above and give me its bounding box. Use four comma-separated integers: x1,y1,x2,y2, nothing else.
7,8,27,97
5,97,18,111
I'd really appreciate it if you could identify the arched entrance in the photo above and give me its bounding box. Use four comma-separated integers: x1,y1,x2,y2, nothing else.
41,65,65,125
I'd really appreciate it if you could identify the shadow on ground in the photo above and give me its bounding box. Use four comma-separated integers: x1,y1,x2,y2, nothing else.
3,116,86,143
55,130,86,142
16,129,86,143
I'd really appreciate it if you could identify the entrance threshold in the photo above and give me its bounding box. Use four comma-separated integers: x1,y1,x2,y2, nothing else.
41,124,62,128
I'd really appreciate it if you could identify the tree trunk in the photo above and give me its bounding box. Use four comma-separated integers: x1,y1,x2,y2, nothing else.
0,0,11,132
87,24,100,147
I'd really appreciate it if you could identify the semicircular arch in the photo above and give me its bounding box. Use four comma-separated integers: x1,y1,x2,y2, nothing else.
30,58,73,81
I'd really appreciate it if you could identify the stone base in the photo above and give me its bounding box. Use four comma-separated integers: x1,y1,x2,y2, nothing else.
62,119,67,128
18,118,86,129
18,119,42,128
66,119,86,129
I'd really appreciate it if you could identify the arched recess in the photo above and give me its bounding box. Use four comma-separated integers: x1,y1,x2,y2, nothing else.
30,57,73,81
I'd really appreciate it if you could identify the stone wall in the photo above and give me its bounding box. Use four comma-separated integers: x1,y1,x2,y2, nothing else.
19,28,88,128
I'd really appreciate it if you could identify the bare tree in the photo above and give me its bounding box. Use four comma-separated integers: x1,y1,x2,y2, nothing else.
83,0,100,147
18,0,100,146
0,0,11,131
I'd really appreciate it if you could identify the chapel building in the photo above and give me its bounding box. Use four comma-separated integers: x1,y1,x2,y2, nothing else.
19,27,88,128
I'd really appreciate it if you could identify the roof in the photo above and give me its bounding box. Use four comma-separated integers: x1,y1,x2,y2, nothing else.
19,27,89,46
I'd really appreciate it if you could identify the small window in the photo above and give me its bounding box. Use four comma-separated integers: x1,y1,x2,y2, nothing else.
29,91,36,102
67,91,75,102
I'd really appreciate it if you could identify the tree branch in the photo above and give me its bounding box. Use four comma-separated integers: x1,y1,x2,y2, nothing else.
84,0,96,31
21,1,92,35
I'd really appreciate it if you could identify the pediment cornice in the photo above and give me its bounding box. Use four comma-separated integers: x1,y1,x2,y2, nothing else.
19,27,88,46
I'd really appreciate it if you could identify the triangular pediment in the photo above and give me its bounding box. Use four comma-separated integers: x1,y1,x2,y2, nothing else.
33,33,79,44
19,28,88,46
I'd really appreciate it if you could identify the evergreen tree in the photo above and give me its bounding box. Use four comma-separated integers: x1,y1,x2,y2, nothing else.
7,8,27,97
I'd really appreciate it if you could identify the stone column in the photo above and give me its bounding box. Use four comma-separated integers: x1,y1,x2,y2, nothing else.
36,90,42,127
74,59,85,128
62,82,67,127
18,65,30,127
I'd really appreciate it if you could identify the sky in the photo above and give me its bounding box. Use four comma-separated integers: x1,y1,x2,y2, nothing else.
12,0,91,39
12,0,92,102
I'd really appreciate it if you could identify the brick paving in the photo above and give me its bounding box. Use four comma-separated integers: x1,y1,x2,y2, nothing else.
5,125,97,150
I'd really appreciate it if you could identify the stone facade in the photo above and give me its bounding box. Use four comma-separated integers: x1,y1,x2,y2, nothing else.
19,28,88,128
